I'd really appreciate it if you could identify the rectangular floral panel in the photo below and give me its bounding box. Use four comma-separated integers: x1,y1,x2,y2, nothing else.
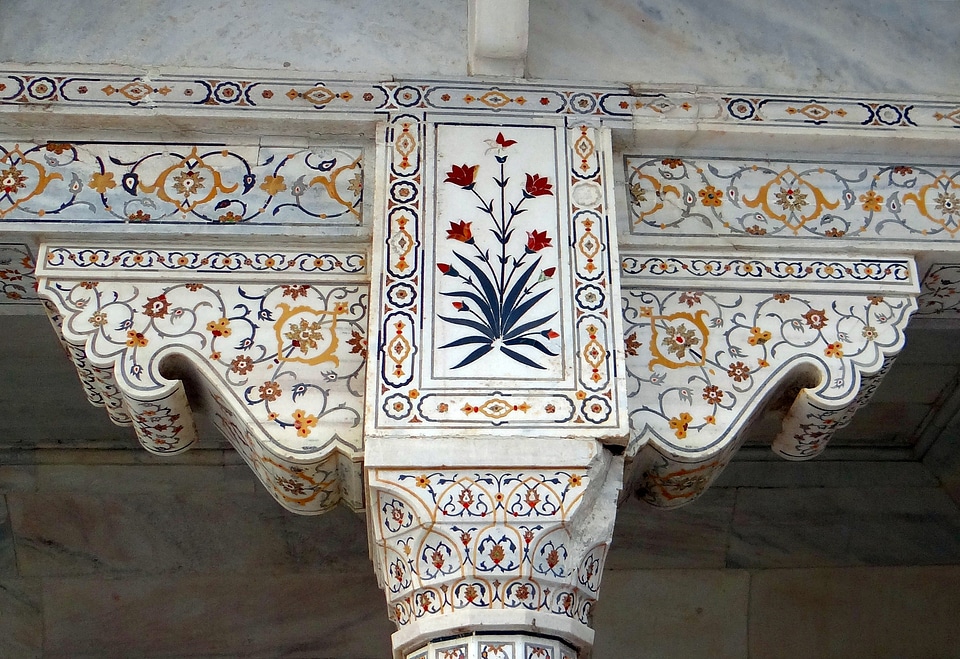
0,142,362,225
371,120,626,438
624,155,960,241
429,124,565,381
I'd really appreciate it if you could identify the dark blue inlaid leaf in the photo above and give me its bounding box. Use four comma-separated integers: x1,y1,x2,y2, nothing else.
499,345,545,370
450,344,494,369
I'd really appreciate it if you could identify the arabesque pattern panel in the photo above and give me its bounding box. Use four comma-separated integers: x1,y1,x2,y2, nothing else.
0,142,362,225
626,156,960,241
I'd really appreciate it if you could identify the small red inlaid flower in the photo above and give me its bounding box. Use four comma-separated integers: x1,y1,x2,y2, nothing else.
444,163,479,189
525,229,552,253
292,409,317,437
258,381,282,402
142,293,170,318
523,173,553,197
727,361,751,382
824,342,844,358
803,308,828,330
230,355,255,375
702,385,724,404
669,412,693,439
546,548,560,569
748,326,772,345
207,317,232,337
446,220,474,243
859,190,884,212
125,330,148,348
698,185,723,207
347,330,367,359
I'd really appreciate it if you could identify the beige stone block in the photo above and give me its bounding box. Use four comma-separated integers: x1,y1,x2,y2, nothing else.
715,460,939,489
0,578,42,658
8,488,372,578
750,566,960,659
592,569,749,659
42,572,393,658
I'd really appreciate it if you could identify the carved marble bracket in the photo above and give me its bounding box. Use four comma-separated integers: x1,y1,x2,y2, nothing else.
36,244,369,513
620,251,918,506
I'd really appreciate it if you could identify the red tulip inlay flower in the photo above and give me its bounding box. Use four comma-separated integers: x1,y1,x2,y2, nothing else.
524,173,553,197
444,164,479,189
446,220,474,243
526,229,552,252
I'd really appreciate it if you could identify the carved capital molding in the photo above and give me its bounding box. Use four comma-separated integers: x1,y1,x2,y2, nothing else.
621,251,919,506
36,243,369,513
366,438,621,656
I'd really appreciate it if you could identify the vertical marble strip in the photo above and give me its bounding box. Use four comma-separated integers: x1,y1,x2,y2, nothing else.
125,385,199,454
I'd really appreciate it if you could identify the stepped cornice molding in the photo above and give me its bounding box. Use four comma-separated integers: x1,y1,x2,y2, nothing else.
2,66,959,150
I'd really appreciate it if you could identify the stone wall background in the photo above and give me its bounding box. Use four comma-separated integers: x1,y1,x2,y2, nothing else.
1,0,956,95
2,452,960,658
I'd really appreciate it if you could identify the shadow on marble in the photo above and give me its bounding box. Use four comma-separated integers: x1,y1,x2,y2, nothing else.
42,571,393,658
0,315,134,446
0,464,38,493
0,578,43,658
6,488,370,578
728,486,960,568
714,460,938,489
593,569,749,659
0,495,17,576
750,566,960,659
35,464,256,495
607,488,735,569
